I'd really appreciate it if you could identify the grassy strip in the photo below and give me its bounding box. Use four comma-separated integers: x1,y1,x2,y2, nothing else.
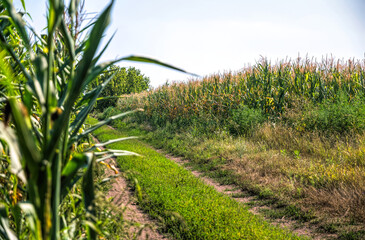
91,120,303,239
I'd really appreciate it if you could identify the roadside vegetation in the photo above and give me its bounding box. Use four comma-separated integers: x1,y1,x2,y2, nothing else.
92,120,303,240
104,58,365,238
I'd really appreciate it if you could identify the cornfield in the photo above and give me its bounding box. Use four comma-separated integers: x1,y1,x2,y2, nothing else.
119,57,365,132
115,57,365,224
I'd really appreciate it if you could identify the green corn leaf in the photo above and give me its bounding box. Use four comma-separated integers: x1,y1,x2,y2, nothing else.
0,204,17,240
74,88,99,110
0,47,15,95
82,59,121,89
82,221,100,239
94,149,141,161
75,109,141,141
69,71,118,140
8,98,41,176
82,154,96,240
86,136,138,152
20,0,26,11
121,55,200,77
33,55,48,104
78,16,96,33
0,34,34,91
94,149,141,156
59,18,75,61
10,204,21,238
0,122,26,184
17,203,41,240
95,153,138,162
95,154,114,163
47,0,64,35
72,0,113,92
90,33,115,68
3,0,31,52
61,153,93,200
95,95,125,102
68,0,78,17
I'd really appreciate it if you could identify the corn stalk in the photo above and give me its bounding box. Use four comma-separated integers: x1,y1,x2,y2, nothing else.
0,0,192,239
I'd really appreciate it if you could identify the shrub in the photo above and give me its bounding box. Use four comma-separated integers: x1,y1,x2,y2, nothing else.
301,93,365,134
229,106,266,135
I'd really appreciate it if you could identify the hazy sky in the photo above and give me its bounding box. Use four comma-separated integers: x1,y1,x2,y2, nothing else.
18,1,365,87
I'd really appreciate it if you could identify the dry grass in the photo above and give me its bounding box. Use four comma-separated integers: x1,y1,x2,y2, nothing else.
152,121,365,225
186,123,365,226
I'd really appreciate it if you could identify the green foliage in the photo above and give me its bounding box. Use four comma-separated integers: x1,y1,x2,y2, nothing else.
338,230,365,240
229,105,266,135
299,93,365,134
91,65,150,111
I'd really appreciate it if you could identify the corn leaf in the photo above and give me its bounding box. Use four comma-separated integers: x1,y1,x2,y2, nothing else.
8,98,41,176
0,204,17,240
69,71,118,141
75,109,140,141
17,203,41,240
82,153,96,240
86,136,138,152
2,0,31,52
61,153,93,200
0,122,26,183
121,55,200,77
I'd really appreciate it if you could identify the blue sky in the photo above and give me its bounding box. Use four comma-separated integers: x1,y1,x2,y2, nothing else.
19,1,365,87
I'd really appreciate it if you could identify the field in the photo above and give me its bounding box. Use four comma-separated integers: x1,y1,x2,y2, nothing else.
102,58,365,238
1,0,365,238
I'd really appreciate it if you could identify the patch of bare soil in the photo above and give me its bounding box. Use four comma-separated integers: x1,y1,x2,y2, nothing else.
159,150,338,240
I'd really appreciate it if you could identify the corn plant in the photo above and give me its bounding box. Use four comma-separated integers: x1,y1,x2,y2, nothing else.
0,0,192,239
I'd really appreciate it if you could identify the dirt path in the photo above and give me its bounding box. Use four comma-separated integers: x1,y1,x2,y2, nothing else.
159,150,338,240
98,125,336,239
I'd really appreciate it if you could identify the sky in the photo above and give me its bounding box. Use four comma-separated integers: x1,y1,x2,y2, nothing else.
16,0,365,88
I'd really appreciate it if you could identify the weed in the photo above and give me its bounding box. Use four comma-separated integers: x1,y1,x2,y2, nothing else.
338,230,365,240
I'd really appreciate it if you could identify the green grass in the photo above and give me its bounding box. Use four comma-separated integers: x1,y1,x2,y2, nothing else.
91,120,303,239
